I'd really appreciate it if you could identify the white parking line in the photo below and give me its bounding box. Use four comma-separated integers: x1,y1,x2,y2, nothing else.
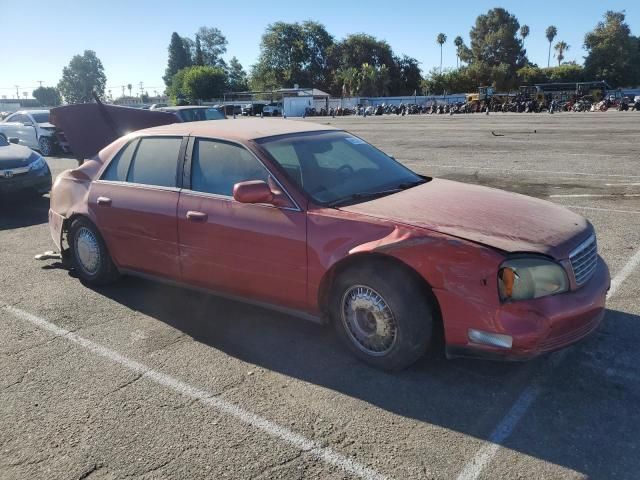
550,194,640,198
564,205,640,215
456,246,640,480
605,183,640,186
422,164,640,179
1,303,387,480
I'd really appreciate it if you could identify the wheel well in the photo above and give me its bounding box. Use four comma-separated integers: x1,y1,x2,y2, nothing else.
318,253,443,329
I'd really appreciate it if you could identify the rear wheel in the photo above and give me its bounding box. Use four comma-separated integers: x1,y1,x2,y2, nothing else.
68,218,119,285
330,261,434,371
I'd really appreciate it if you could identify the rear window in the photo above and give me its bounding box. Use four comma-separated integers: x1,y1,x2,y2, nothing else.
127,137,182,187
102,140,137,182
178,108,225,122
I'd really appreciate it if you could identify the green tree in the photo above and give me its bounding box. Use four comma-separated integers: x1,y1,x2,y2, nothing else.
252,21,334,92
329,33,395,94
197,26,228,67
520,25,530,50
554,41,569,66
545,64,584,82
453,36,464,68
57,50,106,103
170,66,227,103
584,11,640,87
32,86,62,106
436,33,447,72
336,67,359,96
545,26,557,67
464,8,527,90
163,32,192,87
331,33,395,72
393,55,422,95
227,57,248,92
421,67,476,95
194,35,205,66
517,65,545,85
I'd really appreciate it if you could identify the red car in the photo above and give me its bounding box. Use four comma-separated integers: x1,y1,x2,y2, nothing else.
48,113,610,370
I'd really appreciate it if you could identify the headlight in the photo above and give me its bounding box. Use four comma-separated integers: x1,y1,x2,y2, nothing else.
29,155,47,171
498,257,569,301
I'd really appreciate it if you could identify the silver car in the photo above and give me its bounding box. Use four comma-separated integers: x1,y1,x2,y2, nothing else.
0,110,59,156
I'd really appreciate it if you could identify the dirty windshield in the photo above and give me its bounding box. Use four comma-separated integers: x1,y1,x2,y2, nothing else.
259,131,426,206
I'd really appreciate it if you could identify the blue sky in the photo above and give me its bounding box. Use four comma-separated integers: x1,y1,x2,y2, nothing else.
0,0,637,98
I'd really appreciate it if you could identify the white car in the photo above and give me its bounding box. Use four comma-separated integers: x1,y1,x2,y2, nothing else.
262,103,283,116
0,110,59,156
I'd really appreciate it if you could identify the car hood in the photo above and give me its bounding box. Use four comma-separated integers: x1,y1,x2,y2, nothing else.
0,143,36,169
340,178,590,259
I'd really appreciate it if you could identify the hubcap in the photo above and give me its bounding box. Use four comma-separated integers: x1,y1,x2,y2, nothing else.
75,227,100,275
341,285,397,356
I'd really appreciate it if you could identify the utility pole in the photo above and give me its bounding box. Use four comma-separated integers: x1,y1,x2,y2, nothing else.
14,85,19,99
138,82,144,97
121,85,125,98
37,80,43,87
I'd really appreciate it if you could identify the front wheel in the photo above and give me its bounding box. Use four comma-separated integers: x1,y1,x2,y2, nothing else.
69,218,120,285
38,136,54,156
330,262,434,371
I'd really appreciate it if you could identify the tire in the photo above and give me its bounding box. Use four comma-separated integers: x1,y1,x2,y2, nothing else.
329,261,434,371
68,218,120,285
38,136,54,156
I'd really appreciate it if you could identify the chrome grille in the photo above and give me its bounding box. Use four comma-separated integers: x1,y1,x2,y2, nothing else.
570,235,598,287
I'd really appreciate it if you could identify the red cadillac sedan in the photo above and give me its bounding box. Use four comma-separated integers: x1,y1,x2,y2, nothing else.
48,117,610,370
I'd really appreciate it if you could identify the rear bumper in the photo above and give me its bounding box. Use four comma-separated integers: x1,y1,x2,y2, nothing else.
48,209,66,251
442,258,610,360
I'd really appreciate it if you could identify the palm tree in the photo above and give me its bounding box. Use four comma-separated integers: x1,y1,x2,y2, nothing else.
453,36,464,68
520,25,530,50
436,33,447,72
127,83,132,97
554,41,569,66
545,26,557,68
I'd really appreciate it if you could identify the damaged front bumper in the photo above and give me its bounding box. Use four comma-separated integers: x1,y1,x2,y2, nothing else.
444,258,611,361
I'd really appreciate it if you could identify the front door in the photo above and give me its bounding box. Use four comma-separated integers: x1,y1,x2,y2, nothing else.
90,136,185,279
177,138,308,310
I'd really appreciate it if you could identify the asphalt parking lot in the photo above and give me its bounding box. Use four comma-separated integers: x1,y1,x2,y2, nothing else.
1,111,639,479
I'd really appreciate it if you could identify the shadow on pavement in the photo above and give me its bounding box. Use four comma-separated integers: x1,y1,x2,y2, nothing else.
0,195,49,230
92,275,640,478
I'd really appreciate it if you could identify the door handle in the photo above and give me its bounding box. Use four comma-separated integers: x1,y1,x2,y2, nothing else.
186,210,208,222
96,196,112,206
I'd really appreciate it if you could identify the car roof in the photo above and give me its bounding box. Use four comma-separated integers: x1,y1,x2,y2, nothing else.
18,110,49,115
133,118,339,141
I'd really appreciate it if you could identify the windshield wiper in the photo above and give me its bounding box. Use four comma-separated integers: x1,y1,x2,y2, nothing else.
325,179,427,208
326,188,404,208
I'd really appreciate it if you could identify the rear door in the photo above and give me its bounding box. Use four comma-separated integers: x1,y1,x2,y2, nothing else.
177,138,308,310
89,136,186,279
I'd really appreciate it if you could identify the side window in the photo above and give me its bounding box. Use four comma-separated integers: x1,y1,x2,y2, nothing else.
102,140,137,182
266,143,302,189
8,114,25,123
191,139,269,196
127,137,182,187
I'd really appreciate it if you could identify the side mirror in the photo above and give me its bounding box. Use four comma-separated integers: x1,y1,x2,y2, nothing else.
8,137,19,144
233,180,290,208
